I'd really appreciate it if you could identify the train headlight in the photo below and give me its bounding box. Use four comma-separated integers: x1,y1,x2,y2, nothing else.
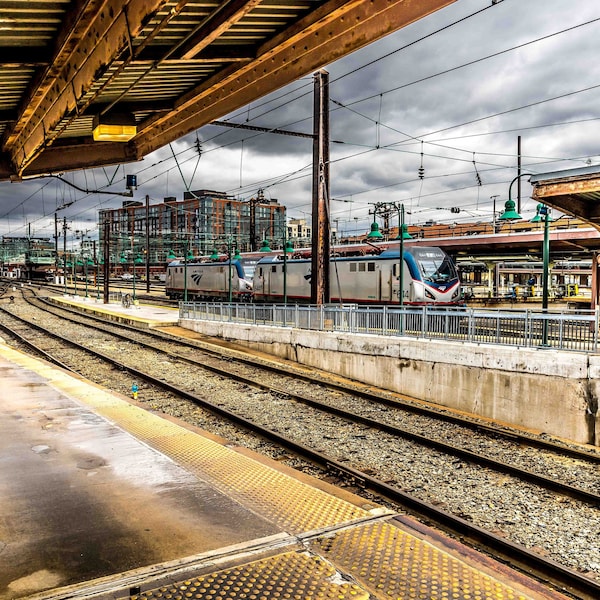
425,288,435,300
452,287,460,299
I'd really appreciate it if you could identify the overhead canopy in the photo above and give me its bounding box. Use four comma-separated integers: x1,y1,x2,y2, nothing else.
0,0,456,182
531,166,600,230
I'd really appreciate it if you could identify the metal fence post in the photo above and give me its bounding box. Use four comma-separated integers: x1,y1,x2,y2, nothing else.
594,306,600,352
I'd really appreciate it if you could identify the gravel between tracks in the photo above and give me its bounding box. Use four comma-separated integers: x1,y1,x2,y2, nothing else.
4,295,600,582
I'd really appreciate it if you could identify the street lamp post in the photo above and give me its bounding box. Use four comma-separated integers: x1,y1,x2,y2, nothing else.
228,238,233,304
184,240,188,303
531,203,551,345
84,257,89,298
399,205,406,308
541,206,550,313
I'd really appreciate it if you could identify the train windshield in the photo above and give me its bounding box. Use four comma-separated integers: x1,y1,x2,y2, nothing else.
413,248,457,284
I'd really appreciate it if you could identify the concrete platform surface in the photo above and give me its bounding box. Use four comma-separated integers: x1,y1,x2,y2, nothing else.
49,295,179,328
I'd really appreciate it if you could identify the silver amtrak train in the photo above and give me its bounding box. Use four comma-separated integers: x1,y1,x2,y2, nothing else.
165,259,253,301
253,246,462,305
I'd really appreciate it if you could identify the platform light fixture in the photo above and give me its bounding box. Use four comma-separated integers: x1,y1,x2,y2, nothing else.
498,198,522,221
367,221,383,239
530,204,551,345
92,113,137,142
398,223,412,240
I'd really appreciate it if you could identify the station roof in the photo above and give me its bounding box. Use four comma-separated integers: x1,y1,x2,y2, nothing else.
410,227,600,259
0,0,456,183
531,165,600,230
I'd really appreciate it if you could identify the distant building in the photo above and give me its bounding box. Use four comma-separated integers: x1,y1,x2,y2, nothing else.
1,236,54,279
97,189,286,271
287,217,311,248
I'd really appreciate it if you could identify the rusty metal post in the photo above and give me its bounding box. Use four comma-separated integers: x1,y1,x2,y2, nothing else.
517,135,522,214
311,70,330,305
145,194,150,293
103,216,110,303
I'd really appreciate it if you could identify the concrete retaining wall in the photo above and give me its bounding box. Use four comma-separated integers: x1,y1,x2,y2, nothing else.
180,319,599,447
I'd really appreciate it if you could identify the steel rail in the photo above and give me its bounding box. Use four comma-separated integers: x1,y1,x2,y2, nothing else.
29,291,600,465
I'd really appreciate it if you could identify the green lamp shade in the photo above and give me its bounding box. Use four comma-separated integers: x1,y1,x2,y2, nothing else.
530,203,551,223
209,249,219,260
397,223,412,240
367,221,383,239
499,199,522,220
284,241,294,253
260,240,272,252
233,248,242,260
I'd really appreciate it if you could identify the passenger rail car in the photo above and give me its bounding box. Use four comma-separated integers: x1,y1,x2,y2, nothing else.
165,259,253,301
253,246,462,305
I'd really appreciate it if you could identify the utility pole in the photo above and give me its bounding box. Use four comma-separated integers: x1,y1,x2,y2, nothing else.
311,69,330,305
62,217,68,295
211,72,330,298
54,214,59,283
491,195,499,233
145,194,150,293
517,136,522,214
102,216,110,303
249,190,263,251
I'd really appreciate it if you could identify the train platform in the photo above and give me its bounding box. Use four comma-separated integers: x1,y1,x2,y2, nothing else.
0,299,572,600
48,294,180,328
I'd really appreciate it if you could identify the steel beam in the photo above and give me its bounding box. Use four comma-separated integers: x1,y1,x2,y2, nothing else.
134,0,457,157
532,178,600,227
4,0,167,176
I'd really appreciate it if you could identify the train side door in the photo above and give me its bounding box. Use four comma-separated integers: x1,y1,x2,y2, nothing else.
392,261,410,302
255,265,266,297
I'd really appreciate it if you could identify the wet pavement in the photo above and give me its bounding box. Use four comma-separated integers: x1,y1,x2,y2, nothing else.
0,352,278,599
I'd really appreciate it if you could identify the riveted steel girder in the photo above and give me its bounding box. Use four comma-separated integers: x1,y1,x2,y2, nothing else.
134,0,457,158
0,0,457,180
533,177,600,229
4,0,168,176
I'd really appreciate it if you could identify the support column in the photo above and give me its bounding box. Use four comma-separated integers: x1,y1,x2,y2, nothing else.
311,70,330,305
591,252,600,310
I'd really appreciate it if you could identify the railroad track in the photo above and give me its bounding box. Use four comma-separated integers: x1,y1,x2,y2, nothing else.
1,289,600,599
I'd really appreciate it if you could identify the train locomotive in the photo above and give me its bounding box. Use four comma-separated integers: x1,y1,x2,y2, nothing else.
252,246,462,305
166,245,461,305
165,258,253,301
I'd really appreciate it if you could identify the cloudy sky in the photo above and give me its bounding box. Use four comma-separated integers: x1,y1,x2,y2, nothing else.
2,0,600,241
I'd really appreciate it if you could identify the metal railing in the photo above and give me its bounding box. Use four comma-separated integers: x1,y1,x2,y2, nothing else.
180,302,600,353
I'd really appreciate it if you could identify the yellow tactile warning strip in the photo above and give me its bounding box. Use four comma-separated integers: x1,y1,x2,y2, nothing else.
41,368,371,535
311,520,536,600
128,551,368,600
0,339,370,536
